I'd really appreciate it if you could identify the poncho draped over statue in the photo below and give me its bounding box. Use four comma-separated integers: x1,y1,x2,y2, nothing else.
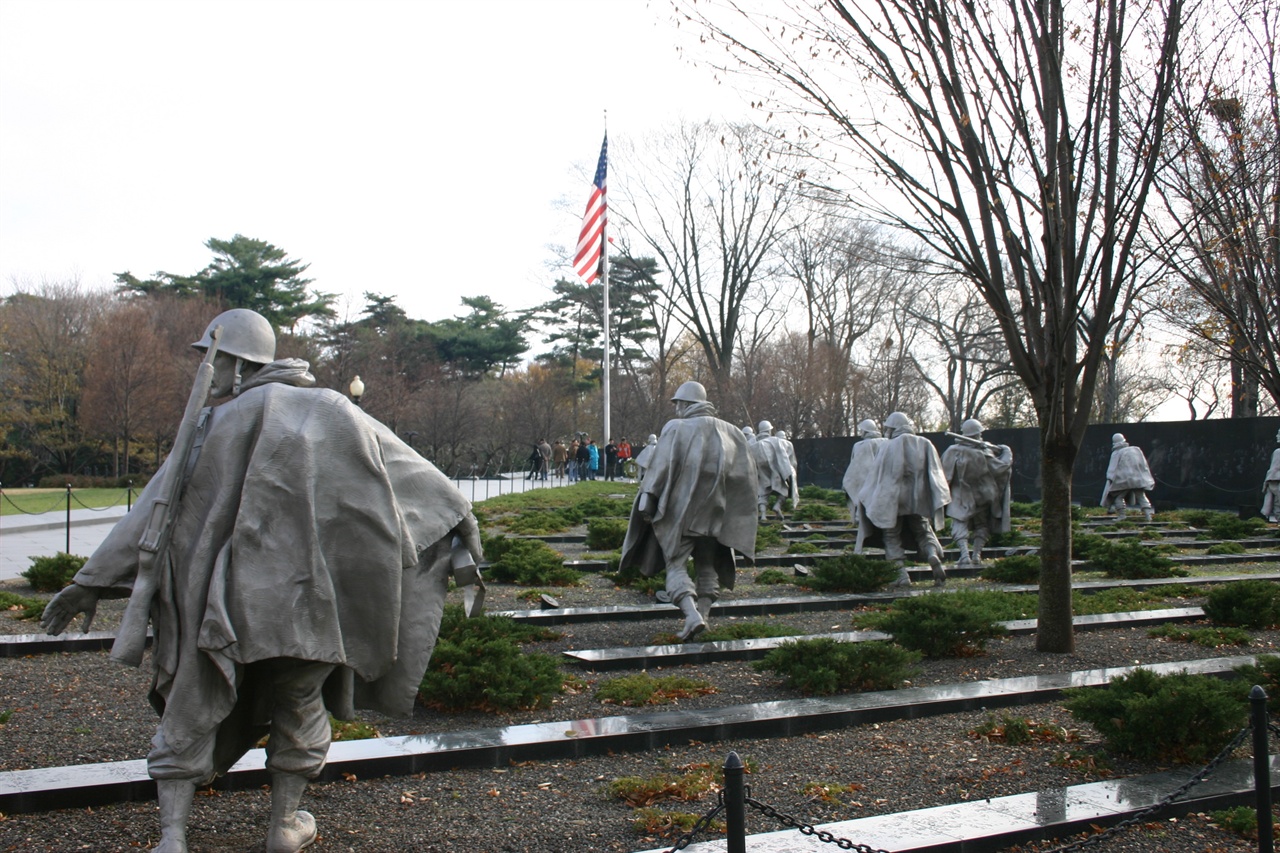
1262,448,1280,518
859,433,951,531
842,437,887,506
71,360,477,764
1103,445,1155,501
753,435,798,504
619,414,758,589
941,444,1013,533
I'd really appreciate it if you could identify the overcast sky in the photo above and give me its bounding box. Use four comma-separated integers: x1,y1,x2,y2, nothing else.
0,0,749,323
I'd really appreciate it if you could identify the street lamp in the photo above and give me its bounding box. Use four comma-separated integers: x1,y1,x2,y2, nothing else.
349,375,365,407
405,430,419,449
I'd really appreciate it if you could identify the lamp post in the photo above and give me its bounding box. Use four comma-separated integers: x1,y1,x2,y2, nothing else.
349,376,365,408
405,430,419,450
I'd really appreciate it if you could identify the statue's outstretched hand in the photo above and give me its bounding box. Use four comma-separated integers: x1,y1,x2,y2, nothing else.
41,583,99,636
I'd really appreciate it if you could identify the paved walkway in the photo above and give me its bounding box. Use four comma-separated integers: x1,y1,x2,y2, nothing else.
0,476,602,582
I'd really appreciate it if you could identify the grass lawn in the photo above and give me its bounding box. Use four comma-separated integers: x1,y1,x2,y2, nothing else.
0,488,137,516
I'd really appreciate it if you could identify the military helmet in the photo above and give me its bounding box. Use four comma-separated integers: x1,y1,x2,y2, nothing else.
960,418,984,437
742,425,755,437
191,308,276,365
856,418,880,437
670,380,708,404
1112,433,1127,448
646,433,657,444
883,411,916,435
775,429,788,440
756,420,773,435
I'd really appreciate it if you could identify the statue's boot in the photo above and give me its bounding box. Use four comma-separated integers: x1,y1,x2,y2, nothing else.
889,561,911,588
676,595,706,643
928,551,947,587
970,539,985,567
266,773,317,853
154,779,196,853
696,594,715,622
955,540,971,568
758,501,768,522
1143,508,1154,522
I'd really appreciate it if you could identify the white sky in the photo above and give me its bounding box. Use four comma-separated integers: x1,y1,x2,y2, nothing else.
0,0,748,323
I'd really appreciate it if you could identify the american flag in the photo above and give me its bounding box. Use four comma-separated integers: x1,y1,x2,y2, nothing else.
573,134,607,283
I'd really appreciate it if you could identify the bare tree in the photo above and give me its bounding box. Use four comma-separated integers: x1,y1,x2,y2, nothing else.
682,0,1188,652
905,284,1020,430
1149,0,1280,413
613,120,797,398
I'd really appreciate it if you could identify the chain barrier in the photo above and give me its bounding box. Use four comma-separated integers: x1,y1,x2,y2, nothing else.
1032,723,1252,853
660,793,725,853
68,490,130,512
0,490,65,515
745,790,893,852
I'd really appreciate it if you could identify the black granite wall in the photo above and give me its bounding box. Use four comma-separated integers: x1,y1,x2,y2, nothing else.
793,416,1280,513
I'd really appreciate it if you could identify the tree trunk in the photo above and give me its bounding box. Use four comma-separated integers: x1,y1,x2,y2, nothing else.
1037,432,1078,653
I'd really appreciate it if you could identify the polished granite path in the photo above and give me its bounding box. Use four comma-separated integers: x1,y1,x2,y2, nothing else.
631,753,1280,853
0,655,1260,815
562,607,1206,670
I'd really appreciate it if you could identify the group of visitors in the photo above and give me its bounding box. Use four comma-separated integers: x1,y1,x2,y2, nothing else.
528,435,648,482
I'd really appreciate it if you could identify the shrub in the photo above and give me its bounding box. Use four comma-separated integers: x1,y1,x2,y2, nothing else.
1063,668,1248,763
419,608,564,712
1072,584,1197,616
630,809,722,839
1232,655,1280,714
1204,580,1280,628
785,541,823,555
21,552,86,592
1204,513,1267,541
790,503,844,522
586,517,629,551
1210,806,1267,840
755,524,783,552
698,621,803,642
799,485,846,503
754,638,920,695
1010,501,1041,518
1086,539,1186,579
561,496,633,524
0,590,47,621
754,569,794,585
804,554,901,593
596,673,716,706
485,538,580,586
875,591,1010,657
330,717,379,741
1146,624,1252,647
1070,532,1109,562
980,554,1041,584
1205,541,1247,555
985,529,1028,548
609,770,715,807
502,510,573,535
969,713,1073,745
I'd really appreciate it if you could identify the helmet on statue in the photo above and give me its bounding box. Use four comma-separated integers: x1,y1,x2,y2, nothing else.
856,419,881,438
191,308,276,365
883,412,916,437
670,381,708,404
960,418,985,437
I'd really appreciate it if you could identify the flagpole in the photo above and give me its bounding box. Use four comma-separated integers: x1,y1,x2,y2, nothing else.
601,113,611,452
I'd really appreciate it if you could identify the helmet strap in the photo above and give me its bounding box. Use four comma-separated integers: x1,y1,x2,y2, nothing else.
232,357,245,396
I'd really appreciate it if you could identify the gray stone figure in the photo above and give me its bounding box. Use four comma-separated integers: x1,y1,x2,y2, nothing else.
41,308,483,853
752,419,797,521
842,419,888,553
1101,433,1156,520
942,419,1013,567
619,381,758,642
634,432,659,482
775,429,799,490
1263,428,1280,523
858,411,950,586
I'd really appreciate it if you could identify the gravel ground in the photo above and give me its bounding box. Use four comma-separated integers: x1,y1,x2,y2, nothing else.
0,552,1275,851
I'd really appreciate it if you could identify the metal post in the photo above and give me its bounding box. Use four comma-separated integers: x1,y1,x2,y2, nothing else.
65,483,72,553
127,481,133,512
1253,685,1274,853
724,751,746,853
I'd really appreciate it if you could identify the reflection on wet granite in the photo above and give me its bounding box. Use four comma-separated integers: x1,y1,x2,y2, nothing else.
631,755,1280,853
